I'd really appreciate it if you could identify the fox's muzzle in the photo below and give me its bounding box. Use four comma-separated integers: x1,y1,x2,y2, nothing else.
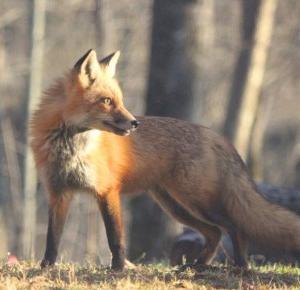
112,107,139,130
131,119,140,129
103,111,140,136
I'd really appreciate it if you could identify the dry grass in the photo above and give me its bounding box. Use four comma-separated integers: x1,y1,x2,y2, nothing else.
0,261,299,289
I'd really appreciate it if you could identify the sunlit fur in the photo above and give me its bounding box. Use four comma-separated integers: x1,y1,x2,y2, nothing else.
30,50,300,271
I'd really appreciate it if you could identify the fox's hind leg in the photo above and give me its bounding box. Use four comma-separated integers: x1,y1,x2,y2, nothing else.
150,189,221,265
228,230,248,267
41,193,73,268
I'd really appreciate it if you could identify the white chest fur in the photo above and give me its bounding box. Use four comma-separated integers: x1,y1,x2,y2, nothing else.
45,127,101,194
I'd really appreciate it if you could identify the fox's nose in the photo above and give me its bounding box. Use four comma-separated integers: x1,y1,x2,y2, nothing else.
131,119,140,129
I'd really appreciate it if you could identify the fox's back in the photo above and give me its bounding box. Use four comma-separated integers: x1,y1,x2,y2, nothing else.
125,116,250,198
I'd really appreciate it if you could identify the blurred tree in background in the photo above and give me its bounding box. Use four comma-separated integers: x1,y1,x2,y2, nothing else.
0,0,300,265
129,0,201,262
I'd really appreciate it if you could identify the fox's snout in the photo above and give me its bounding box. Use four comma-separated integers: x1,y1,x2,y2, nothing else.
103,112,140,136
111,108,139,131
111,117,140,131
131,119,140,129
115,118,139,129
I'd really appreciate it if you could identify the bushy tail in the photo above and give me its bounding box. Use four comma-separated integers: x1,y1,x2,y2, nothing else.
224,181,300,253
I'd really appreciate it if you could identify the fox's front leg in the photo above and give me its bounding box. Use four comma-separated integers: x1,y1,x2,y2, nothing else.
97,191,125,271
41,193,73,268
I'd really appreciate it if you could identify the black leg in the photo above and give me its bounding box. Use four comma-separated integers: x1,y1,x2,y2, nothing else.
41,194,72,268
98,192,125,271
229,230,248,267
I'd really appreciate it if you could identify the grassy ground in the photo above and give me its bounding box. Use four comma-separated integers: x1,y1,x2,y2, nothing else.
0,261,299,290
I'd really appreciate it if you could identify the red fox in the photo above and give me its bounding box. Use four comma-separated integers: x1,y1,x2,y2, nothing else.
30,49,300,270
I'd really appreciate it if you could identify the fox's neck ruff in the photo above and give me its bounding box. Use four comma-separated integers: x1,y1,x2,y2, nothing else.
47,123,103,162
48,124,91,151
45,124,101,193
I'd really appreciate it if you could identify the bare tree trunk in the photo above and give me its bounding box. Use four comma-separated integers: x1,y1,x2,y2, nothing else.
0,207,8,257
222,0,261,141
1,117,23,255
249,95,274,180
94,0,117,53
23,0,46,259
0,33,9,257
200,0,215,51
144,1,199,121
86,198,100,264
94,0,105,51
129,0,201,262
234,0,278,161
0,9,26,257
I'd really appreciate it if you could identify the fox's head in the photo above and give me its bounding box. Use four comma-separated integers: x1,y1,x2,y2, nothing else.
63,49,139,136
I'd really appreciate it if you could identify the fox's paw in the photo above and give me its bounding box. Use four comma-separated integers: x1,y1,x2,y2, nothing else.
40,259,55,269
176,261,217,273
175,263,195,273
124,259,136,270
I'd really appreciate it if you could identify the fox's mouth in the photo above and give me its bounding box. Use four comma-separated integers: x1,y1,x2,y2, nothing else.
103,121,131,136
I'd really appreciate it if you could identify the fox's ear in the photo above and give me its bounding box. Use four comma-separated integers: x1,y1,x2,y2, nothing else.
74,49,101,87
99,51,120,78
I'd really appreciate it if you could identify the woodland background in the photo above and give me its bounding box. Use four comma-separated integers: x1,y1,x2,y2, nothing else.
0,0,300,265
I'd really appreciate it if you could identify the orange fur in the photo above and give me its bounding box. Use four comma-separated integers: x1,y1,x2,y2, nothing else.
30,50,300,270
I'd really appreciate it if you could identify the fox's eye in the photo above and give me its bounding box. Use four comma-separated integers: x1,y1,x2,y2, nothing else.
100,97,112,106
